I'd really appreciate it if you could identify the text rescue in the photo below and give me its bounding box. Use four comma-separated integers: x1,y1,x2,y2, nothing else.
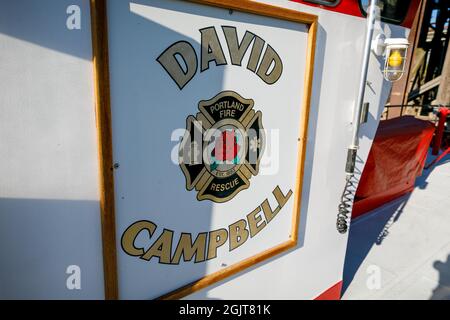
121,186,292,264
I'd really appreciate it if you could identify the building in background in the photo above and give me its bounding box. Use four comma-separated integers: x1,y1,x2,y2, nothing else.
385,0,449,120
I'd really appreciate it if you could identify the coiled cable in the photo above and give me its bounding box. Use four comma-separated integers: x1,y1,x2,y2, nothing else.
337,174,356,234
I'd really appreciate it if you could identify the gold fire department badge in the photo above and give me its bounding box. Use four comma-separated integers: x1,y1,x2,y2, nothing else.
179,91,265,203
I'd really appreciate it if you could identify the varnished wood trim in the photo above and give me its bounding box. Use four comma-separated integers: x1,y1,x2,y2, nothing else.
159,0,318,300
291,19,317,243
188,0,318,24
159,239,296,300
90,0,119,300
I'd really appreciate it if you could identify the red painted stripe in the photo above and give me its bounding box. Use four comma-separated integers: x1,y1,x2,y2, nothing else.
314,281,343,300
290,0,421,29
291,0,363,18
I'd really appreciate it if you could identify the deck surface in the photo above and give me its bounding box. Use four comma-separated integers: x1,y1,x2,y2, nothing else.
342,152,450,300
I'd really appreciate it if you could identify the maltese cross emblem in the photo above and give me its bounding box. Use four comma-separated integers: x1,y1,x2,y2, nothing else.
179,91,265,203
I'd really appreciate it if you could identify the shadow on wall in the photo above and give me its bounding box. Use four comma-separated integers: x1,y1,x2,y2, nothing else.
342,152,450,296
431,254,450,300
0,0,92,60
341,193,411,294
0,0,104,299
0,198,104,299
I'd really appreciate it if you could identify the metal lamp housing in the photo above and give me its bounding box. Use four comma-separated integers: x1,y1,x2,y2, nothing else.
383,38,409,82
371,36,409,82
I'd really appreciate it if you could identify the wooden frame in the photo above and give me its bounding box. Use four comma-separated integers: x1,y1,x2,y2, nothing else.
90,0,119,300
90,0,317,300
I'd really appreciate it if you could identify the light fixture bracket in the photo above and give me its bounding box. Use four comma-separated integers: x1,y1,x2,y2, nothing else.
371,33,386,56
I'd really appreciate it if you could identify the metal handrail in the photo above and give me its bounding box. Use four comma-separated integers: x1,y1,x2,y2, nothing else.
383,104,446,120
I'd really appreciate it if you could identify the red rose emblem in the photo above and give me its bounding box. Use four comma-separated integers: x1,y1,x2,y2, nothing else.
212,130,239,161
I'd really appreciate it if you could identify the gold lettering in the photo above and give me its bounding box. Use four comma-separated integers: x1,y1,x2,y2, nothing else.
121,220,156,257
256,45,283,84
209,178,240,192
229,219,249,251
247,207,267,238
262,185,293,223
222,27,255,66
121,186,292,264
273,185,293,208
207,228,228,260
172,232,207,264
200,27,227,72
247,36,265,72
156,41,197,90
141,229,173,264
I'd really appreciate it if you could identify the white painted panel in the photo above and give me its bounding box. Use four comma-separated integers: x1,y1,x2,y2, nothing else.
108,0,309,299
0,0,104,299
